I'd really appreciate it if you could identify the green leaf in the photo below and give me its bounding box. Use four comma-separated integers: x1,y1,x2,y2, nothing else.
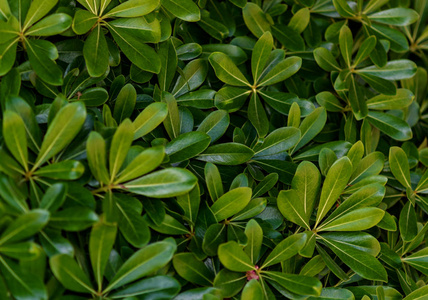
321,232,381,257
176,184,200,224
399,202,418,242
291,107,327,154
243,219,263,264
315,92,343,112
389,146,411,189
172,59,208,97
354,36,376,66
109,276,180,299
322,183,385,227
123,168,197,198
72,10,97,35
348,74,368,120
113,84,137,123
368,8,419,26
90,221,117,288
333,0,356,17
272,24,305,52
116,146,165,183
162,92,180,139
39,183,67,212
258,56,302,86
83,24,109,78
403,286,428,300
116,195,150,248
316,245,349,281
0,257,47,300
248,92,269,138
318,207,385,231
315,156,353,227
252,173,278,198
26,13,72,36
252,31,273,83
197,110,230,144
33,160,84,180
204,162,223,201
211,187,252,221
166,131,211,163
242,279,263,300
218,241,255,272
262,233,307,268
367,89,414,110
366,111,412,141
78,87,109,106
278,189,310,229
133,102,168,139
357,59,417,80
23,0,58,29
50,207,98,231
319,236,387,281
110,119,134,181
242,3,270,38
105,240,176,292
0,209,49,245
208,52,250,86
104,0,159,18
3,110,28,171
87,132,110,184
403,247,428,275
160,0,200,22
289,8,310,34
34,102,86,169
173,253,214,286
339,25,352,67
313,47,341,72
213,269,246,298
108,22,161,74
265,271,322,296
50,254,96,293
197,143,254,165
26,39,63,86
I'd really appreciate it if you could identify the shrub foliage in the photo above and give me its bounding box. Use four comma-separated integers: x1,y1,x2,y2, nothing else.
0,0,427,299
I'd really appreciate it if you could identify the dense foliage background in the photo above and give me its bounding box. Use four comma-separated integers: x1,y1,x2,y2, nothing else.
0,0,427,299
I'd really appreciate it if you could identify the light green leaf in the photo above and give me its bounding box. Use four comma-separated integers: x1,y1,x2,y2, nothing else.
242,3,270,38
34,102,86,169
389,146,411,189
133,102,168,140
23,0,58,29
218,241,255,272
90,221,117,288
211,187,252,221
161,0,200,22
3,110,28,171
399,202,418,242
368,8,419,26
318,207,385,231
50,254,96,293
105,240,176,292
86,132,110,185
208,52,250,87
26,13,71,36
315,156,353,227
252,31,273,84
197,143,255,165
109,119,134,181
258,56,302,86
262,233,306,268
123,168,197,198
104,0,159,18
